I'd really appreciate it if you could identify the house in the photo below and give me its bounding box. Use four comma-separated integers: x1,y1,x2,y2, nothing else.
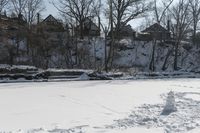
0,13,27,39
109,23,136,39
75,18,100,37
40,14,65,32
141,23,171,41
118,24,136,39
0,13,28,65
36,14,68,44
0,13,26,31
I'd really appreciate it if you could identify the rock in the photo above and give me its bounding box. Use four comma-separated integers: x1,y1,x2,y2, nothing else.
79,73,90,80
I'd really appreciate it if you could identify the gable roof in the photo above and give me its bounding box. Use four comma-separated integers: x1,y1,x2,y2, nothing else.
142,23,168,33
43,14,59,23
119,24,135,33
83,18,99,30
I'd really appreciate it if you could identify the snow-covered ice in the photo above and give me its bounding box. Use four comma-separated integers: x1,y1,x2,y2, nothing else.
1,79,200,132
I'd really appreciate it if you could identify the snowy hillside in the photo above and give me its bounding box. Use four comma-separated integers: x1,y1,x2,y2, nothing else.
1,36,200,72
1,79,200,132
75,38,200,72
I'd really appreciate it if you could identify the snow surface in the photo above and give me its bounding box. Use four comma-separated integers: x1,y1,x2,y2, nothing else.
1,79,200,132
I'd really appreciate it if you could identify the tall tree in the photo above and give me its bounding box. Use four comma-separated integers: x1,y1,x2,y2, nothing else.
11,0,45,26
106,0,150,69
91,0,101,30
188,0,200,47
108,0,114,69
10,0,45,56
170,0,192,70
0,0,9,14
153,0,174,24
52,0,96,39
24,0,45,26
10,0,27,15
149,0,174,71
112,0,150,39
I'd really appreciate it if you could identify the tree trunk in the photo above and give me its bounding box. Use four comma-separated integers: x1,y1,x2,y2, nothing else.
149,40,156,71
105,33,108,72
174,41,179,70
162,49,172,71
80,21,84,39
193,24,197,48
107,0,114,70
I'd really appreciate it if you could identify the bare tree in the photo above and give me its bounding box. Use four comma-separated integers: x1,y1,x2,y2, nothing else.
112,0,150,39
0,0,9,14
107,0,114,69
105,0,150,69
52,0,96,39
10,0,45,57
170,0,192,70
90,0,102,69
24,0,45,26
10,0,27,15
153,0,174,24
149,0,174,71
188,0,200,47
11,0,45,26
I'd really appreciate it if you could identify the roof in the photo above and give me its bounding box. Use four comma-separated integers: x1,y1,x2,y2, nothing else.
43,14,59,23
83,18,99,31
142,23,168,33
119,24,135,33
110,24,135,38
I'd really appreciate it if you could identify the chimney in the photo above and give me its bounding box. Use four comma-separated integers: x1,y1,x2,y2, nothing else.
37,13,40,24
167,20,170,32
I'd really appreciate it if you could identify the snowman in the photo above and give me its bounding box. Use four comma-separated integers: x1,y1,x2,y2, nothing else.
162,91,177,115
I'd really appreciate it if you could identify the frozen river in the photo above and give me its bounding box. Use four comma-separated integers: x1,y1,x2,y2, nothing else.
0,79,200,133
